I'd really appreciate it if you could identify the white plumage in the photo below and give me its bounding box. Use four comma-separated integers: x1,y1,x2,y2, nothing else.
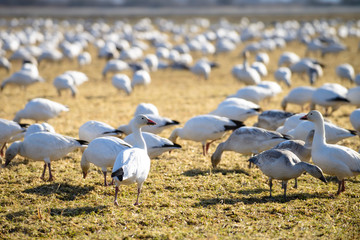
336,63,355,82
0,119,27,157
232,51,261,85
131,70,151,88
274,67,292,87
79,120,123,142
254,110,294,131
112,74,132,95
102,59,129,79
13,98,69,123
281,86,316,111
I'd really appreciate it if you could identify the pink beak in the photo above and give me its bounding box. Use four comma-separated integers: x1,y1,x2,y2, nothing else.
147,119,156,125
300,114,308,120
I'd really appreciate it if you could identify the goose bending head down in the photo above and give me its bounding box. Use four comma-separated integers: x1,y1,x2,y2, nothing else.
111,114,156,206
249,149,327,200
300,110,360,195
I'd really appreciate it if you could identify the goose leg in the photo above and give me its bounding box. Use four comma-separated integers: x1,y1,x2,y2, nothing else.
202,144,206,156
47,163,53,181
336,180,342,195
40,163,47,181
283,181,288,200
134,187,141,206
269,178,273,198
294,178,298,189
341,179,345,192
114,186,119,206
205,140,216,155
0,143,6,157
103,171,108,186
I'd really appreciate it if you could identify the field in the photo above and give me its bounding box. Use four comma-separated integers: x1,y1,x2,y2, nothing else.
0,12,360,239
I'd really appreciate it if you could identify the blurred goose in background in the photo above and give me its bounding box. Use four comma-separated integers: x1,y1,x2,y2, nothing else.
10,122,56,143
111,114,156,206
281,86,316,111
4,132,88,181
254,110,294,131
211,126,291,168
232,51,261,85
255,52,269,65
0,119,28,157
112,73,132,95
53,71,88,97
125,132,181,159
346,86,360,107
217,97,261,111
336,64,355,82
278,52,300,67
0,56,11,73
134,103,159,116
355,74,360,86
102,59,129,79
350,109,360,135
190,59,211,80
310,83,349,116
274,67,292,87
321,41,347,57
37,48,63,64
13,98,69,123
289,58,324,82
169,114,244,156
300,110,360,195
77,51,92,67
228,86,273,104
251,61,268,77
131,70,151,88
248,149,327,199
143,54,159,72
81,136,131,186
79,120,123,142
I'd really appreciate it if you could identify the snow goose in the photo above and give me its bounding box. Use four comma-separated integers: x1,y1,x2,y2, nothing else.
251,61,268,77
248,149,326,199
190,59,211,80
102,59,129,79
38,48,63,64
111,114,156,206
81,136,131,186
77,51,92,67
278,52,300,67
211,126,291,168
300,110,360,195
355,74,360,86
124,132,181,159
53,71,88,97
118,114,179,135
209,103,259,122
287,118,356,144
169,115,244,156
112,74,132,95
290,58,324,80
254,110,294,131
346,86,360,107
257,81,282,97
0,56,11,73
13,98,69,123
1,62,44,91
218,98,261,110
134,103,159,116
336,64,355,82
8,122,56,144
231,51,261,85
281,86,316,111
228,86,273,104
310,83,349,116
131,70,151,88
4,132,88,181
143,54,159,72
276,113,306,134
79,120,123,142
274,67,292,87
255,52,269,65
350,109,360,135
0,119,27,156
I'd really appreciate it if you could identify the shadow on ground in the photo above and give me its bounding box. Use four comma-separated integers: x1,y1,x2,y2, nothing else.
182,168,250,177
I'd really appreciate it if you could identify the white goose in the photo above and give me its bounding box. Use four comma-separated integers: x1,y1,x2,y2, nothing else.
102,59,129,79
13,98,69,123
4,132,88,181
134,103,159,116
336,63,355,82
169,114,244,156
111,114,156,206
209,102,259,122
131,70,151,88
231,51,261,85
77,51,92,67
0,56,11,73
346,86,360,107
112,74,132,95
190,59,211,80
248,149,327,199
300,110,360,195
211,126,291,168
81,136,131,186
0,119,27,157
217,98,260,110
278,52,300,67
251,61,268,77
124,132,181,159
254,110,294,131
228,86,273,104
10,122,56,143
274,67,292,87
350,109,360,135
281,86,316,111
79,120,123,142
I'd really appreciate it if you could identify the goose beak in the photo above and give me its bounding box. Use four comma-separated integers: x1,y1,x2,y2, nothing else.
319,175,327,184
300,114,308,120
147,119,156,125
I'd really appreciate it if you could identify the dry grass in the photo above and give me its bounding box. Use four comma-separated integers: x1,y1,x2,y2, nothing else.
0,15,360,239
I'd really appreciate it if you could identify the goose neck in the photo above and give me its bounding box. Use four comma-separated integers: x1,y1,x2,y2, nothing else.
312,119,326,146
131,127,146,151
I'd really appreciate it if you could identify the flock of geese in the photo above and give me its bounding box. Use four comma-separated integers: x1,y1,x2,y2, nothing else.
0,16,360,205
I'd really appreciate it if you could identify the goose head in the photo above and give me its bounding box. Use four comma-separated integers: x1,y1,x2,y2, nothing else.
133,114,156,129
300,110,323,123
3,141,21,167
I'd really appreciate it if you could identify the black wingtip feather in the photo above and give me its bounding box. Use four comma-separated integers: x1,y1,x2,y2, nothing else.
19,123,30,128
164,120,180,126
76,139,89,145
347,129,357,136
225,119,245,131
326,96,350,102
111,168,124,181
102,129,123,135
154,143,182,149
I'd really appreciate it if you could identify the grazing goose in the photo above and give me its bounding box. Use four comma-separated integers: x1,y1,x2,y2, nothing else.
350,109,360,135
209,102,259,122
112,74,132,95
77,51,92,67
102,59,129,79
134,103,159,116
231,51,261,85
111,114,156,206
346,86,360,107
336,63,355,82
0,119,27,157
53,71,88,97
274,67,292,87
4,132,88,181
211,126,291,168
79,120,123,142
169,115,244,156
251,61,268,77
217,98,261,110
190,59,211,80
124,132,181,159
310,83,349,116
10,122,56,143
118,114,179,135
248,149,327,199
13,98,69,123
278,52,300,67
228,86,273,104
0,56,11,73
254,110,294,131
300,110,360,195
81,136,131,186
131,70,151,88
255,52,269,65
281,86,316,111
